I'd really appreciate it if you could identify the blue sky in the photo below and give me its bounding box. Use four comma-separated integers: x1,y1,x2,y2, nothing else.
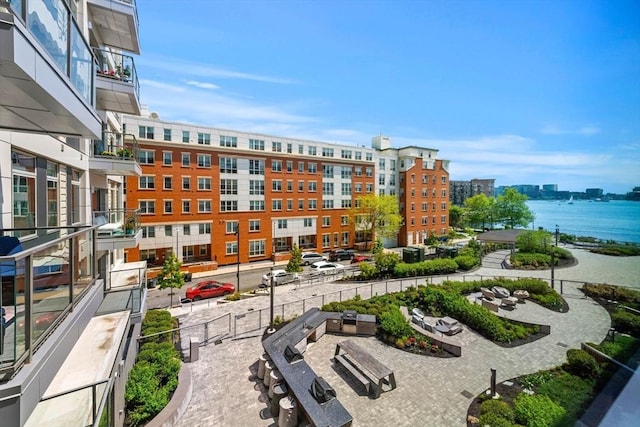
136,0,640,194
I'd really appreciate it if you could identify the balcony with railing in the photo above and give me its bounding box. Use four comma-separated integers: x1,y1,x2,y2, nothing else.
93,209,142,251
0,226,97,382
89,131,142,176
87,0,140,54
94,49,141,115
0,0,101,138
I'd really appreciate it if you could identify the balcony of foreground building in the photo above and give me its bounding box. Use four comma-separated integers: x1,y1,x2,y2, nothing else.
90,131,142,176
94,48,141,115
93,209,142,251
0,0,101,138
87,0,140,54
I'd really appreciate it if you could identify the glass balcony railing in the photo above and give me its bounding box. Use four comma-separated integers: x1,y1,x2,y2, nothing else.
92,209,141,239
0,226,97,381
91,131,140,161
93,48,140,99
8,0,95,106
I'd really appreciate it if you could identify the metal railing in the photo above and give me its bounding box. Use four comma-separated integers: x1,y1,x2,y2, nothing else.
38,378,112,427
91,131,140,161
93,48,140,100
138,312,232,352
92,209,141,238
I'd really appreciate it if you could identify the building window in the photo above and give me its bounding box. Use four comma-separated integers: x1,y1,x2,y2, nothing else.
341,168,352,179
298,181,304,192
182,177,191,190
198,200,212,213
197,154,211,168
323,182,334,195
422,216,428,225
341,200,351,208
220,179,237,194
355,183,362,192
322,216,330,227
308,199,317,210
334,233,339,247
286,161,293,172
308,146,317,155
304,218,313,227
379,174,385,185
272,160,282,172
355,152,362,160
308,163,317,173
272,180,282,192
163,128,172,141
366,184,373,193
199,223,211,234
249,220,260,231
163,152,172,165
249,240,266,256
441,202,447,210
322,199,334,209
298,199,304,210
220,157,237,173
287,180,293,192
308,181,317,192
272,199,282,211
226,221,238,233
365,167,373,177
322,165,333,178
249,200,265,211
342,232,349,245
164,200,173,214
341,150,352,159
298,161,304,173
226,242,238,255
139,176,155,189
249,139,265,150
12,152,36,237
142,226,155,238
249,180,265,195
287,199,293,210
277,219,288,229
322,234,330,248
441,189,447,197
182,200,191,213
163,176,172,189
139,150,155,164
272,141,282,152
322,147,334,157
200,245,208,256
181,153,190,166
220,200,238,211
441,215,447,224
182,131,190,143
366,153,373,161
198,177,212,190
441,175,447,184
46,161,58,228
249,159,265,175
220,135,237,147
138,126,154,139
165,225,172,236
379,158,386,169
354,167,362,176
197,132,211,145
341,183,351,195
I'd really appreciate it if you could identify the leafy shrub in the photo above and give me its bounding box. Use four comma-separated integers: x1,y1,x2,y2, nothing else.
477,412,515,427
565,349,600,379
374,251,401,277
536,372,594,422
225,291,241,301
392,258,458,277
611,310,640,337
480,399,515,422
454,255,478,271
358,261,377,279
125,362,170,426
511,252,551,269
582,284,640,307
513,393,566,427
521,371,554,389
589,335,640,362
379,305,413,338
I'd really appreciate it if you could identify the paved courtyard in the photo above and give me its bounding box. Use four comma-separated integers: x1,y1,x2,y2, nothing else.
170,248,638,426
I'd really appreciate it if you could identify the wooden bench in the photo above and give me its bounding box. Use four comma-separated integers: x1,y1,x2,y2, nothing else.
333,353,371,394
335,340,396,398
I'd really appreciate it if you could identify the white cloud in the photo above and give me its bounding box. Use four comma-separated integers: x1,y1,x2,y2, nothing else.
185,80,219,90
539,124,601,135
140,55,295,84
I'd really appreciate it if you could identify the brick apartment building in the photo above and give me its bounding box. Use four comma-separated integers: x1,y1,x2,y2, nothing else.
122,115,450,271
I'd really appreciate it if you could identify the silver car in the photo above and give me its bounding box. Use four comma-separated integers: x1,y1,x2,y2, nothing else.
301,252,327,266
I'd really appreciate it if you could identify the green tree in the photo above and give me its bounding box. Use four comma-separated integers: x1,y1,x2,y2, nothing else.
463,193,492,229
495,188,535,228
349,194,403,248
157,254,184,308
372,238,384,254
516,230,551,253
449,205,464,229
286,244,304,273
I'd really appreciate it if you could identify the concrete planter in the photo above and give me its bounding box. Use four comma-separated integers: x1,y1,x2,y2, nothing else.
145,363,193,427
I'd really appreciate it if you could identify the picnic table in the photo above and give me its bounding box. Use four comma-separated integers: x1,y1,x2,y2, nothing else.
334,340,396,398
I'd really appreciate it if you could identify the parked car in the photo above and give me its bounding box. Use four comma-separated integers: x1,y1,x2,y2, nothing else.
310,261,344,275
301,252,327,266
261,270,299,286
328,249,356,261
185,280,235,301
351,254,373,264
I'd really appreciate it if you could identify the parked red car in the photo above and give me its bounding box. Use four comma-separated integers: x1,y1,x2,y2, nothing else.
351,254,373,264
185,280,235,301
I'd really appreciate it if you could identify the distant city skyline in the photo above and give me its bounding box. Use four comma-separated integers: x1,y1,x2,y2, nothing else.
136,0,640,194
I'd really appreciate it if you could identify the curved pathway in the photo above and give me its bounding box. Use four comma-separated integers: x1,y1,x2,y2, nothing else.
172,248,635,426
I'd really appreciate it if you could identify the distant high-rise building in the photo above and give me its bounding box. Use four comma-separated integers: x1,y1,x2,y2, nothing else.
585,188,604,198
542,184,558,192
449,178,495,205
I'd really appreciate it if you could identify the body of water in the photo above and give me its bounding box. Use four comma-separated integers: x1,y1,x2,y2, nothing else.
525,200,640,244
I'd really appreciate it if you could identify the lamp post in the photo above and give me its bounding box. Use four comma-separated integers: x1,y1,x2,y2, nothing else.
269,266,275,333
555,224,559,247
235,223,240,293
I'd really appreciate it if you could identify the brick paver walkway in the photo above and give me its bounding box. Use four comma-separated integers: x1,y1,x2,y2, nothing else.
171,247,636,426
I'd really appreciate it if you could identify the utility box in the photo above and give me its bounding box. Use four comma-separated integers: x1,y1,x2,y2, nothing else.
189,337,199,362
402,247,421,263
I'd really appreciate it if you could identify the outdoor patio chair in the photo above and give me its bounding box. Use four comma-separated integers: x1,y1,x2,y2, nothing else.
481,288,496,300
501,297,518,308
411,308,425,319
492,286,510,299
513,290,530,302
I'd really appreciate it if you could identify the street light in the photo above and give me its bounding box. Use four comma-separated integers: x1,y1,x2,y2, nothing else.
555,224,559,247
550,225,559,290
235,223,240,293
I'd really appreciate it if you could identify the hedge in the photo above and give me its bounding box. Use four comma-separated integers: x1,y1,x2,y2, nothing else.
513,394,566,427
